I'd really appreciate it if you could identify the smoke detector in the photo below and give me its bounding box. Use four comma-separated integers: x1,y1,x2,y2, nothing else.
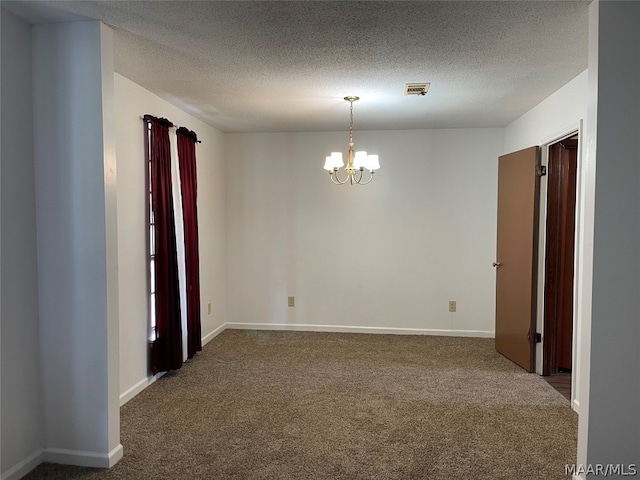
404,83,430,96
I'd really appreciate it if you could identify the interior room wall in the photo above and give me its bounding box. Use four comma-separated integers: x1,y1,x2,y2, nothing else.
0,9,45,480
503,70,588,154
114,73,227,405
225,128,504,336
32,20,121,468
583,0,639,470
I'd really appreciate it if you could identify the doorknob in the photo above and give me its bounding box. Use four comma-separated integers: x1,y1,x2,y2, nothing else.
492,262,502,268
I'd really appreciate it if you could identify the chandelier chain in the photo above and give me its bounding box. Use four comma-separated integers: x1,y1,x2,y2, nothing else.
349,99,354,144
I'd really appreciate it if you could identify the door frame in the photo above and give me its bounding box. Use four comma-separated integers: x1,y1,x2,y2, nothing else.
535,121,583,410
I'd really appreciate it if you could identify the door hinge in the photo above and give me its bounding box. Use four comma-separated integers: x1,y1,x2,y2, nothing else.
536,165,547,177
534,333,542,343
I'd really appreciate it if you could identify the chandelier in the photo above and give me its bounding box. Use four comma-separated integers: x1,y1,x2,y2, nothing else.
323,96,380,185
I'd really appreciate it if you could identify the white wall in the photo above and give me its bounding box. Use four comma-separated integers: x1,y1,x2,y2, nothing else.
226,129,503,335
114,74,227,404
0,9,45,480
582,0,640,472
504,70,588,154
32,21,121,468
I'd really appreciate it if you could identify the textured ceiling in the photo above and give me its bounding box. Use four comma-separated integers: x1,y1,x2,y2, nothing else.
3,1,589,133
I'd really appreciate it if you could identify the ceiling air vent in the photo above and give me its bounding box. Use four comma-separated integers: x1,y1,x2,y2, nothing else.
404,83,430,96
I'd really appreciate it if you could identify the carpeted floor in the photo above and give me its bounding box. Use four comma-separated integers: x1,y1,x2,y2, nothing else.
23,330,577,479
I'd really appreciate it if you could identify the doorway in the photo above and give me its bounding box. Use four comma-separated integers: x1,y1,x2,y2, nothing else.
542,136,578,382
494,136,579,391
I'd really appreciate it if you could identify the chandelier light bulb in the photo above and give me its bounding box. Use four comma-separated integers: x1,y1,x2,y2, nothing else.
365,154,380,171
353,151,368,169
323,152,344,171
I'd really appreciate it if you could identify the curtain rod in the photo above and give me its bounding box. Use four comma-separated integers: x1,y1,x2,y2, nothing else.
140,116,202,143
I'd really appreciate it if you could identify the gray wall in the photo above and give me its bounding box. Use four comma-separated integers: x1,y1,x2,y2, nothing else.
0,8,45,478
32,20,121,466
584,0,640,472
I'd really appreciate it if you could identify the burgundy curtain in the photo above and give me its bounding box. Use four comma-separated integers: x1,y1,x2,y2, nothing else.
176,127,202,358
145,115,183,374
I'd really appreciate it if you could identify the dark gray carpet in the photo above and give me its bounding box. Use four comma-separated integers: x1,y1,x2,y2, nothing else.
23,330,577,479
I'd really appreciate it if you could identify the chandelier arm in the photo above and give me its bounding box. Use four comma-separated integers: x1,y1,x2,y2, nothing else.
355,170,375,185
330,170,350,185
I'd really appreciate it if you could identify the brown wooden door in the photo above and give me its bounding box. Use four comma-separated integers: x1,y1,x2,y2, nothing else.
495,146,541,372
543,138,578,374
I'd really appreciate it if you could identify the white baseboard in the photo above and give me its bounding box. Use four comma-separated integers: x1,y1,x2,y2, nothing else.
224,322,495,338
202,322,227,346
119,324,225,406
0,449,44,480
120,372,165,406
1,440,123,478
43,443,123,468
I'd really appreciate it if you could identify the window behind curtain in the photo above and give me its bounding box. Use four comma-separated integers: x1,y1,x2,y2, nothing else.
146,122,157,341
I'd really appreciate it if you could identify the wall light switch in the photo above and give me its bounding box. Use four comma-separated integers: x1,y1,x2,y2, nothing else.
288,296,295,307
448,300,457,313
207,303,212,315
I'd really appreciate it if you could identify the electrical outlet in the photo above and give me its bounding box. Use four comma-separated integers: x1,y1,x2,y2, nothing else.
288,296,295,307
448,300,457,313
207,303,212,315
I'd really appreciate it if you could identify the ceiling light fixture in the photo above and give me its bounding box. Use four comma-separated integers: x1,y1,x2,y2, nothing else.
323,96,380,185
